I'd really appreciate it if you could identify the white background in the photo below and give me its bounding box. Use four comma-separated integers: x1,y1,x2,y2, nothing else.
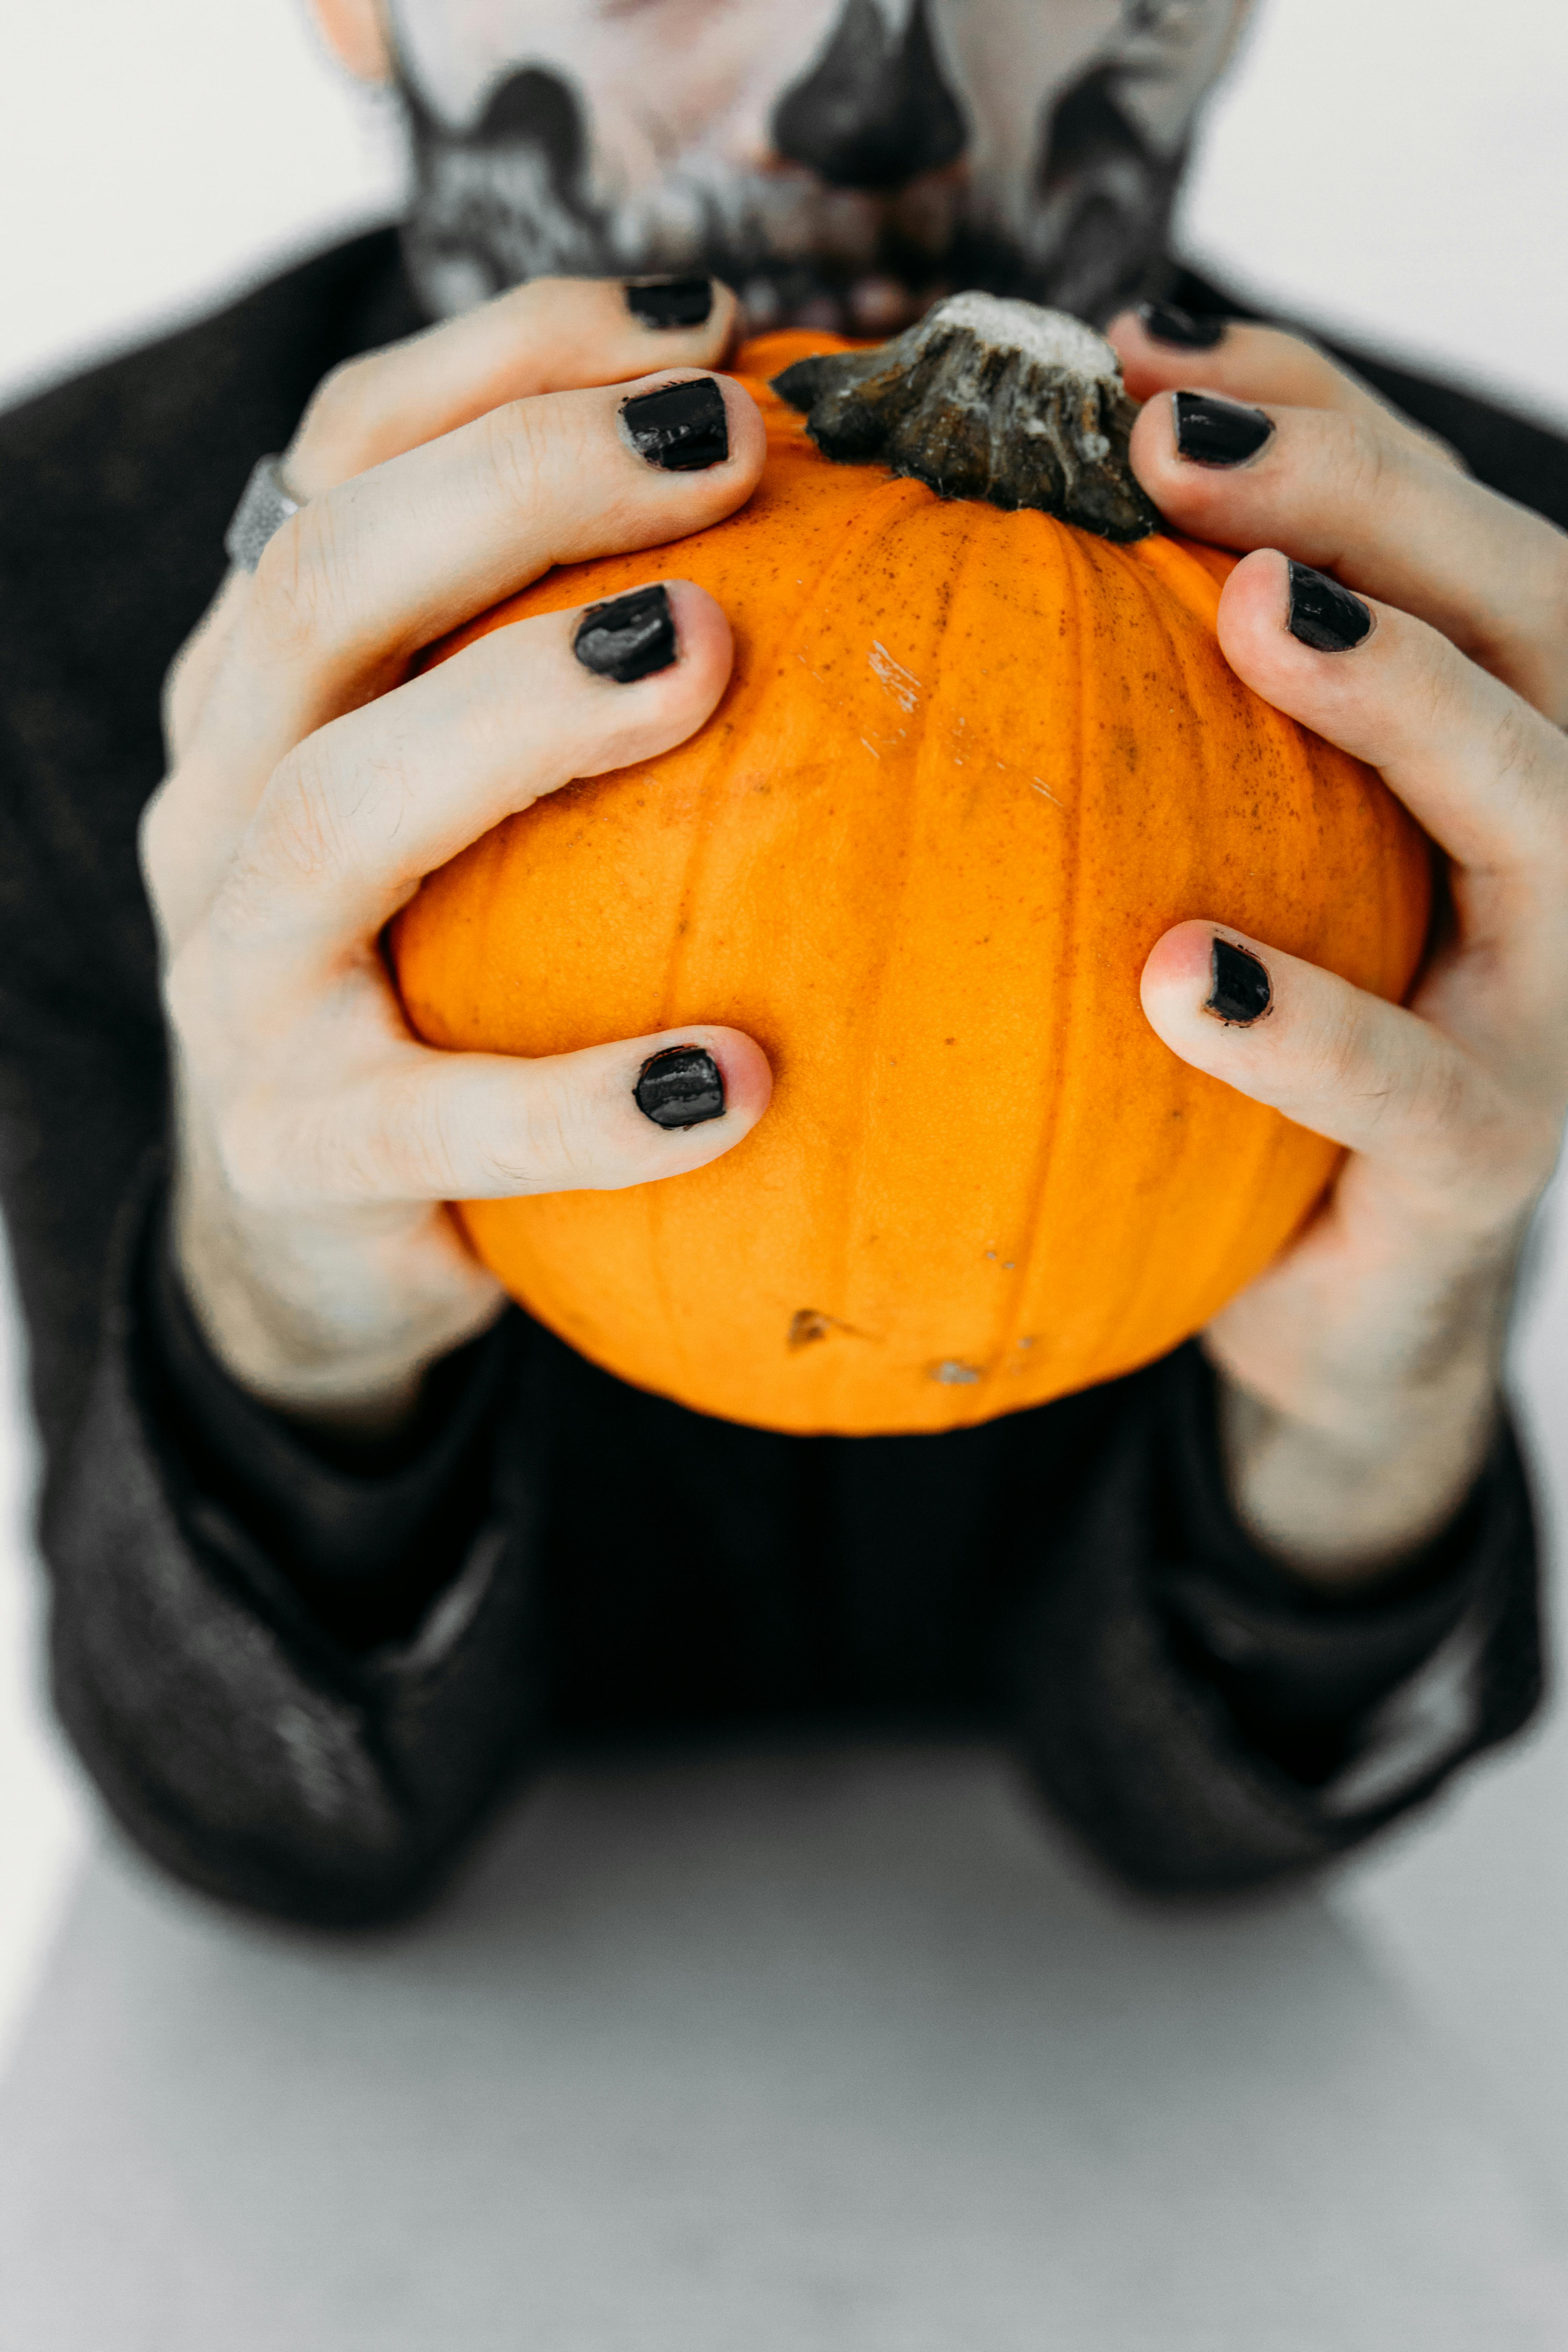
0,0,1565,2072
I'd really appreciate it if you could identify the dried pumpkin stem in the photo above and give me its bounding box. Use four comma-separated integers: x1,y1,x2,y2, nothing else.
771,292,1160,544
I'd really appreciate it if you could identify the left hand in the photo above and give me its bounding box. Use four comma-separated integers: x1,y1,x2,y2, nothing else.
1105,308,1568,1584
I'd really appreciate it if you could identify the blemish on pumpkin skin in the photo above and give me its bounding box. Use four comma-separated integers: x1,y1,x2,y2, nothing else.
931,1360,982,1386
789,1308,871,1351
869,640,922,712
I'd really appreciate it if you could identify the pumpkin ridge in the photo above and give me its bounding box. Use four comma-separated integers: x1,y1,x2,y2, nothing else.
984,516,1091,1397
1111,540,1254,1358
1095,540,1276,1364
652,465,933,1424
635,476,886,1401
641,782,710,1404
822,493,959,1419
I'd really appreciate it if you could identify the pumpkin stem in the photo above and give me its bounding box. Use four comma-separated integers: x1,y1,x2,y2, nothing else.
771,292,1160,543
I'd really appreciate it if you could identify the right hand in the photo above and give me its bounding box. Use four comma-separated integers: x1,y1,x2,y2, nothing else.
141,277,772,1438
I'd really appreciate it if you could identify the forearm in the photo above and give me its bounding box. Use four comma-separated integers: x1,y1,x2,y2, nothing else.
46,1163,548,1924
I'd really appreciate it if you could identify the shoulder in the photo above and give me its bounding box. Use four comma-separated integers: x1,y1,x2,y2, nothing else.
0,231,420,996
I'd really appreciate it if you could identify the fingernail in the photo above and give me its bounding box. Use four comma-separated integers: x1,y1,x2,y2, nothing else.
574,585,677,684
1207,938,1272,1026
1139,300,1227,351
624,276,714,330
635,1044,725,1129
621,377,729,471
1287,560,1374,653
1173,391,1274,468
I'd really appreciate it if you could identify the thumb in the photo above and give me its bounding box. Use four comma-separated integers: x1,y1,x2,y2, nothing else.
1139,920,1482,1169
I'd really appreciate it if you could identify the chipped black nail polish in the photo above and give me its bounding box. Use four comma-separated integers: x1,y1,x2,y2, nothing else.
621,377,729,471
1207,938,1272,1025
1173,391,1274,468
624,276,714,330
573,585,677,684
1139,300,1227,351
635,1045,725,1129
1287,561,1374,653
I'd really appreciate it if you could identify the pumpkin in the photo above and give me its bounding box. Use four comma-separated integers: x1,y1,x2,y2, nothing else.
390,296,1430,1438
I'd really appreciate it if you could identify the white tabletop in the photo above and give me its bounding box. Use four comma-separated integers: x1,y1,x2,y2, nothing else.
2,1737,1565,2352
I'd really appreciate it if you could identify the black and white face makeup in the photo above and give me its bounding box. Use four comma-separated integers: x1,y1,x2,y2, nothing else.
391,0,1246,333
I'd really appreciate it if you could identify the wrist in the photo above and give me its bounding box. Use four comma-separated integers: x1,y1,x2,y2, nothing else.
1214,1358,1503,1589
169,1186,498,1443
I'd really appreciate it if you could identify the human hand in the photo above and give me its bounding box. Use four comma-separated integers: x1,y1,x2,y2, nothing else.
1106,306,1568,1581
142,277,771,1438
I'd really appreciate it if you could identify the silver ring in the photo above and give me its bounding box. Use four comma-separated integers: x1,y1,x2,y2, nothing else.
224,455,301,575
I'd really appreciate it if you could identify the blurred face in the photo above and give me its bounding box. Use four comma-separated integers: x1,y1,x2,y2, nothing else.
390,0,1244,330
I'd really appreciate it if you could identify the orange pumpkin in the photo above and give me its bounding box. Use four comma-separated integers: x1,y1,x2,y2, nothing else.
391,308,1430,1437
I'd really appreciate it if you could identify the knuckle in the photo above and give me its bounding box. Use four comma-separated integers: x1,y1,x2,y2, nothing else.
1305,1000,1468,1152
482,1071,600,1193
364,1065,459,1200
1329,411,1399,516
291,352,382,483
479,397,558,519
159,934,206,1046
1484,696,1559,840
160,626,205,757
1544,537,1568,694
252,737,354,892
304,1063,473,1208
247,496,355,665
137,780,176,905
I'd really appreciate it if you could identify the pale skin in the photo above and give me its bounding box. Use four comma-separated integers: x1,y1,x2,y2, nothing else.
142,1,1568,1592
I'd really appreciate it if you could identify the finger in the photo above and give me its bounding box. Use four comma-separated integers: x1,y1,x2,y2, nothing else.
1106,307,1456,465
251,368,761,724
1214,550,1568,891
220,578,732,953
285,274,740,496
1129,394,1568,720
240,1025,772,1212
155,371,763,933
170,279,737,763
1140,921,1519,1208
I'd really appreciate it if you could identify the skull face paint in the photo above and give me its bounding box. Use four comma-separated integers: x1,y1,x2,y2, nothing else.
391,0,1247,331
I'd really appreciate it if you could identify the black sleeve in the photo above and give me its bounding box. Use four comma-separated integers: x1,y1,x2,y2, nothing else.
139,1183,513,1651
1009,1347,1543,1895
46,1155,551,1926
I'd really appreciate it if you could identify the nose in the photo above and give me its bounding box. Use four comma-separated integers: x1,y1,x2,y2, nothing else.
771,0,967,192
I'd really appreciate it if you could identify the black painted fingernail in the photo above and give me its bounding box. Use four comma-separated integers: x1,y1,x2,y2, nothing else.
624,276,714,330
621,377,729,471
1173,391,1274,468
635,1045,725,1129
1207,939,1272,1025
1287,560,1374,653
574,585,677,684
1140,300,1227,351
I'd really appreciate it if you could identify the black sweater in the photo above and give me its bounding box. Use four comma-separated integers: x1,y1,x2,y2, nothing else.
0,230,1552,1925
